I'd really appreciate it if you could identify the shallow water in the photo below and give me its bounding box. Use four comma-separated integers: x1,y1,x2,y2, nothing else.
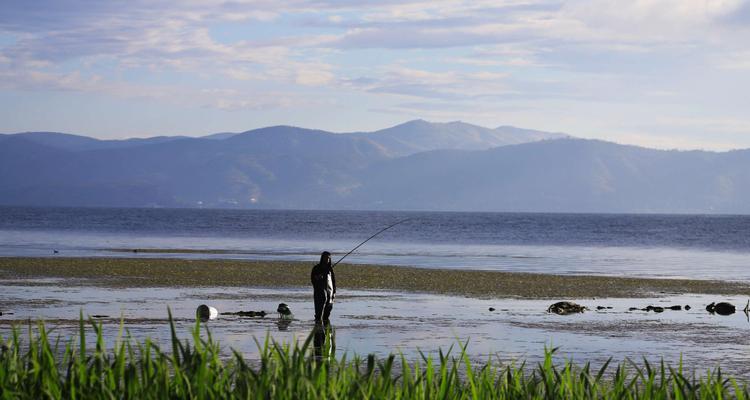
2,280,750,378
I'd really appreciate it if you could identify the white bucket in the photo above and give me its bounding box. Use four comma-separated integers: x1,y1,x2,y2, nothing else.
196,304,218,321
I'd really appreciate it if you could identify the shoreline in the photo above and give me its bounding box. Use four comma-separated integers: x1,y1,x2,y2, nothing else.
2,256,750,299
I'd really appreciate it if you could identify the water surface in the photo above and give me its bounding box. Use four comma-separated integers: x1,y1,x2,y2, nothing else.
2,207,750,280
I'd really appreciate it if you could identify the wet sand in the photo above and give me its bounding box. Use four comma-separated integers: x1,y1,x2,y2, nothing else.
2,256,750,299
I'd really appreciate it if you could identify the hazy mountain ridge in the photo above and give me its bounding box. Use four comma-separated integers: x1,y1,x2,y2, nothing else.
348,139,750,213
2,121,750,213
354,119,567,157
2,131,191,152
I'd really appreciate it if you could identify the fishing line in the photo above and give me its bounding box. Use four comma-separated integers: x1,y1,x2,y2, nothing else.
332,218,412,267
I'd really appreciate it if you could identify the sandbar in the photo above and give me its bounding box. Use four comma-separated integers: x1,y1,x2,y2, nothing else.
2,257,749,299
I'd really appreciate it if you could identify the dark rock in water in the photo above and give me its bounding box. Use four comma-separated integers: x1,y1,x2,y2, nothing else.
488,307,495,312
0,311,3,316
596,306,606,310
643,305,664,313
91,315,109,318
685,305,691,310
547,301,587,315
222,310,267,317
628,307,638,311
667,305,682,311
277,303,292,318
706,302,735,315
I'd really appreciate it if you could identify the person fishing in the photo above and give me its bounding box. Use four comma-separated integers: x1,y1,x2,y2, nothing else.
309,219,411,322
311,251,336,322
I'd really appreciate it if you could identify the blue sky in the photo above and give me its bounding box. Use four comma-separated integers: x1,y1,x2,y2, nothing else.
1,0,749,150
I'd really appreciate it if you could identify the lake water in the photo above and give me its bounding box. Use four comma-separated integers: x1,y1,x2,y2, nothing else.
3,206,750,378
1,206,750,280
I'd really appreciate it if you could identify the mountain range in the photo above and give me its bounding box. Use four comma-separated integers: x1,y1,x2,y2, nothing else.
2,120,749,213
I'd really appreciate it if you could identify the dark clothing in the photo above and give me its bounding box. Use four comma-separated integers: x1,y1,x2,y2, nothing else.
313,288,333,321
311,262,335,321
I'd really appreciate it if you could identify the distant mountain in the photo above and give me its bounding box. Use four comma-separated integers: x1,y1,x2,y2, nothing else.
8,120,560,155
346,139,750,213
0,125,390,208
354,120,566,156
2,121,750,213
5,131,187,151
201,132,238,140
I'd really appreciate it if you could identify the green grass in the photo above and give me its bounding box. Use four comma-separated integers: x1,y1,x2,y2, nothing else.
0,313,747,399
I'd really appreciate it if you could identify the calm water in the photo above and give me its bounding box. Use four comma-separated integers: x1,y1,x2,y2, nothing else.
1,206,750,279
3,206,750,377
3,283,750,378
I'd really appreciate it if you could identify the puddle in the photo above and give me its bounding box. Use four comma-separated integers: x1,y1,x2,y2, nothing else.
1,281,750,378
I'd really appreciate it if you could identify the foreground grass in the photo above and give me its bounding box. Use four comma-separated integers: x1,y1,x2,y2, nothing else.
3,256,750,298
0,315,747,399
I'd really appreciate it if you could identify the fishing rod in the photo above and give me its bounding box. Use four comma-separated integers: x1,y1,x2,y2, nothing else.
332,218,412,267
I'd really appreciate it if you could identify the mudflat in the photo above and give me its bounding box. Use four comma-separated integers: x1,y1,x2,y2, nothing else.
2,257,749,299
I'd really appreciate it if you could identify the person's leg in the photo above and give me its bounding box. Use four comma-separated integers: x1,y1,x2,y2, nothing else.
314,289,325,321
322,289,333,320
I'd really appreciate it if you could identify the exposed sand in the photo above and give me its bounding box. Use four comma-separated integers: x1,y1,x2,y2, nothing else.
2,257,749,299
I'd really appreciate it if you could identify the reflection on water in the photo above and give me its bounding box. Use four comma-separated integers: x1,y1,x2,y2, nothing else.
2,283,750,379
276,318,292,331
313,321,336,362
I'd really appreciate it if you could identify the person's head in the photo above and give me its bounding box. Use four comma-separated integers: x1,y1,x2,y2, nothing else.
320,251,331,266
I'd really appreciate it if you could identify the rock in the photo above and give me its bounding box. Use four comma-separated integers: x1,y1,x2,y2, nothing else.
91,315,109,318
547,301,587,315
488,307,495,312
668,305,682,311
643,305,664,313
596,306,606,310
277,303,292,318
628,307,638,311
706,302,735,315
221,310,267,317
685,305,691,310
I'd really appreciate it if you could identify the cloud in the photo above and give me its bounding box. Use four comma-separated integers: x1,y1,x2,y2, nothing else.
1,0,749,149
295,63,335,85
716,51,750,69
343,65,512,101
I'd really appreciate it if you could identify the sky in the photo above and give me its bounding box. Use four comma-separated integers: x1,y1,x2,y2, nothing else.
1,0,749,150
